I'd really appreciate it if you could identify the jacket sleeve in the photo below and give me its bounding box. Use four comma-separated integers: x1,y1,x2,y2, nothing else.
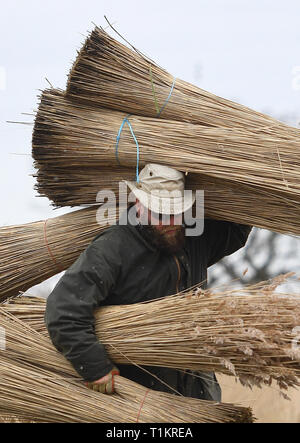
204,219,252,267
45,230,122,382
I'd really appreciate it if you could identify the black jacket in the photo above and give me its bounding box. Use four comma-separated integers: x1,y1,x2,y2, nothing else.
45,217,251,401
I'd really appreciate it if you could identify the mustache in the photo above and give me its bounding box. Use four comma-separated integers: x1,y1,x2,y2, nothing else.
160,226,183,233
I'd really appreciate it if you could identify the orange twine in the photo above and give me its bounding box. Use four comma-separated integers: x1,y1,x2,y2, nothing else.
43,219,60,271
136,389,150,423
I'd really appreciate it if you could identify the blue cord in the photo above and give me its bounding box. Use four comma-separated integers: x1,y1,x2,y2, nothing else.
115,115,140,183
115,117,128,166
115,77,176,183
125,119,140,183
157,77,176,117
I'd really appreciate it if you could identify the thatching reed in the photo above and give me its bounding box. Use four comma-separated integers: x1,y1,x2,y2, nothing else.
4,274,300,391
66,27,299,140
34,164,300,237
32,89,300,237
33,89,300,197
0,310,253,423
1,194,298,306
0,206,117,302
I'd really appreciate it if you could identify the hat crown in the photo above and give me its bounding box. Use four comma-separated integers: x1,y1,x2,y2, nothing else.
123,163,195,215
139,164,185,197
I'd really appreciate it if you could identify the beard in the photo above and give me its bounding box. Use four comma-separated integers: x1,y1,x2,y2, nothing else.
137,223,185,255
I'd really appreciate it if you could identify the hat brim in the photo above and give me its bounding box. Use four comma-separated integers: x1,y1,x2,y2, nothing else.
124,180,195,215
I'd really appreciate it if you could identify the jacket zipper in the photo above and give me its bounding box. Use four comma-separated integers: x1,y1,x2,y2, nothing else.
174,255,181,293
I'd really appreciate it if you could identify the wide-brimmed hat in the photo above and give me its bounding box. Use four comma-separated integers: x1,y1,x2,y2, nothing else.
124,164,195,215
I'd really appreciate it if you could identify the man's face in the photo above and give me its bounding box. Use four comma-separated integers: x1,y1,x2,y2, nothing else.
136,201,185,254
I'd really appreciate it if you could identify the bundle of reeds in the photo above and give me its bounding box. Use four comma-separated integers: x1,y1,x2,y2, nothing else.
0,206,118,302
66,26,298,140
4,274,300,391
32,89,300,236
0,310,253,423
34,164,300,237
33,89,300,197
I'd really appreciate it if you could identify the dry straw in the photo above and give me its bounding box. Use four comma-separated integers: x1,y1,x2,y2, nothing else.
66,26,298,139
32,89,300,236
4,273,300,392
33,89,300,197
0,206,117,302
0,310,253,423
34,164,300,237
1,198,299,305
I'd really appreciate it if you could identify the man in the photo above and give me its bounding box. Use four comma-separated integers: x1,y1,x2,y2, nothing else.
45,163,252,400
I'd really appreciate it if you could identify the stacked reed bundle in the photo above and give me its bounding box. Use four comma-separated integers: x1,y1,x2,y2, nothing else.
32,89,300,236
66,27,298,140
4,274,300,391
0,310,253,423
0,206,118,302
3,164,297,303
34,164,300,237
33,89,300,197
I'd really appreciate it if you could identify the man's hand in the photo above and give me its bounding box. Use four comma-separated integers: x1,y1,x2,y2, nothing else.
85,367,120,394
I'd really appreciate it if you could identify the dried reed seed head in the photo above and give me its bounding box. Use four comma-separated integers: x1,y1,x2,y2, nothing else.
0,311,254,423
2,274,300,391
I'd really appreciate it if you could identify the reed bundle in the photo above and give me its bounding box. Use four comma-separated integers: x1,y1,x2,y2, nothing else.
0,310,253,423
0,206,117,302
4,274,300,391
33,89,300,198
32,89,300,237
66,27,298,140
34,164,300,237
0,191,298,306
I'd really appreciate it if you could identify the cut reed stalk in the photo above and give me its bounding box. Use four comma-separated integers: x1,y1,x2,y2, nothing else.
0,311,253,423
3,274,300,391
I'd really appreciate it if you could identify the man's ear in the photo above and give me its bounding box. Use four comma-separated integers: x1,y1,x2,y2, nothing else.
136,199,147,223
135,198,142,218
